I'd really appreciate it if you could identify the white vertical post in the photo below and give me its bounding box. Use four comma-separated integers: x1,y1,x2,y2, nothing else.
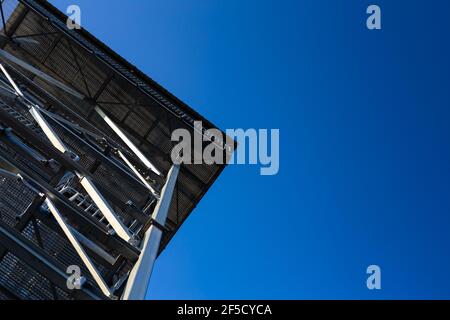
122,164,179,300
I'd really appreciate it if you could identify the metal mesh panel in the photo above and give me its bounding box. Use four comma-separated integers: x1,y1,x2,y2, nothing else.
13,12,59,63
0,252,70,300
0,129,52,182
0,175,35,226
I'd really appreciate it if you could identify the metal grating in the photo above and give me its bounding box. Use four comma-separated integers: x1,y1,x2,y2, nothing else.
0,252,70,300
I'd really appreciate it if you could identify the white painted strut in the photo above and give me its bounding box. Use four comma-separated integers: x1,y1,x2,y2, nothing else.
95,107,162,176
122,164,179,300
117,150,159,198
45,198,114,298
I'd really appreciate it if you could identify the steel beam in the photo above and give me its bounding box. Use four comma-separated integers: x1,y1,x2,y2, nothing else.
95,106,162,176
45,198,114,298
122,164,179,300
117,149,158,197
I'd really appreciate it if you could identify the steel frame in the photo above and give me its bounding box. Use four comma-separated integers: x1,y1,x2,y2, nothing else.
0,84,169,299
0,42,184,298
0,62,136,243
0,0,227,301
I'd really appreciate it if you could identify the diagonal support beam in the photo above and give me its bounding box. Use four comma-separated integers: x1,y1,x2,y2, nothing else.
117,149,159,197
95,106,162,177
78,175,133,242
28,104,66,153
122,164,179,300
45,198,114,299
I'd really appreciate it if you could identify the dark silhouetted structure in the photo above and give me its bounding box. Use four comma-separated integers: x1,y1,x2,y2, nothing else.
0,0,229,300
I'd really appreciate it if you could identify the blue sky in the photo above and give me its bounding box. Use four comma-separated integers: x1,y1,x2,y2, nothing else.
52,0,450,299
